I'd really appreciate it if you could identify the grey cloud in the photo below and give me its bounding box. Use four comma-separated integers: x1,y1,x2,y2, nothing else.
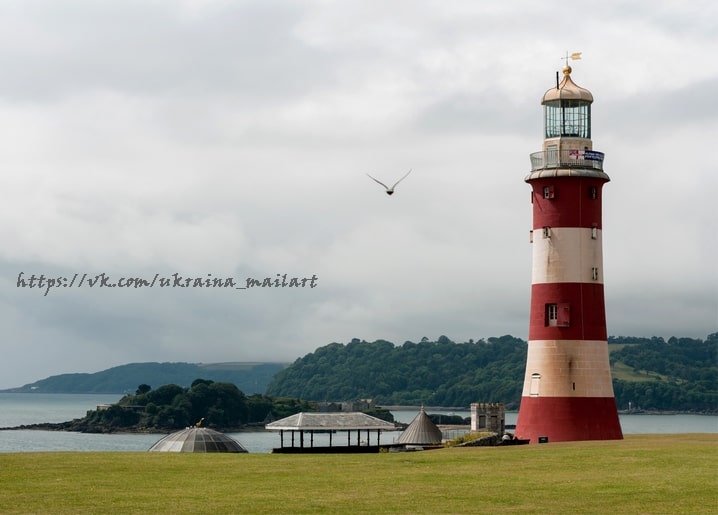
0,2,333,103
0,1,715,389
600,78,718,135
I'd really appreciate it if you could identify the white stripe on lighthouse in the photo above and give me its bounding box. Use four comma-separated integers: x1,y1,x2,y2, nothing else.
522,340,615,397
532,227,603,284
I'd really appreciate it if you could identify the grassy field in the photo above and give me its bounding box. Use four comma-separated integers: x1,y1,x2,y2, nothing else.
1,434,716,514
610,360,674,382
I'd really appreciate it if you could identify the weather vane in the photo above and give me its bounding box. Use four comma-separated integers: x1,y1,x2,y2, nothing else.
562,51,582,67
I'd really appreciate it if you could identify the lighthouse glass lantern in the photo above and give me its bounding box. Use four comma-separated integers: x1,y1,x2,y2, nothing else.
544,98,590,138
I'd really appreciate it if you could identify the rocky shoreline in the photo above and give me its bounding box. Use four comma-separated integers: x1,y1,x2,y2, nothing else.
0,420,265,434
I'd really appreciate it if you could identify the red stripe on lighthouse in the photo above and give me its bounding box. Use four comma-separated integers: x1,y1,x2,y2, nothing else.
528,283,607,341
517,396,623,443
531,177,606,229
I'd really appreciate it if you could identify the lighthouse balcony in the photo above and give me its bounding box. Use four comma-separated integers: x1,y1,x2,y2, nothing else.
530,150,605,172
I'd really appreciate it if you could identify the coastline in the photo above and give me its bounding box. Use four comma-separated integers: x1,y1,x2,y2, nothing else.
3,408,717,435
0,421,268,434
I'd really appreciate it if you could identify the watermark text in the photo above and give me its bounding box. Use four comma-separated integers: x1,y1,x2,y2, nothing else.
16,272,319,297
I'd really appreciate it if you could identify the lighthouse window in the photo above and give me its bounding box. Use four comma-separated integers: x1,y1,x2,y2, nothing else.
543,185,555,199
592,267,599,281
589,186,598,199
591,226,598,239
542,227,551,239
544,100,591,138
546,304,558,326
530,373,541,396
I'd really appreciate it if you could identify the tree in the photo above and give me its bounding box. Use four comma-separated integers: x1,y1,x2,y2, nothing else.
142,384,185,407
136,384,151,395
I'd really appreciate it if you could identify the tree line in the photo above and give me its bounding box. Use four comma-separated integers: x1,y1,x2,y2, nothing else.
65,333,717,432
267,335,527,409
267,333,717,412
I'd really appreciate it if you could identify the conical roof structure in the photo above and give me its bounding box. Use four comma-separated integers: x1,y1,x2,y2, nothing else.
397,407,443,445
148,427,248,453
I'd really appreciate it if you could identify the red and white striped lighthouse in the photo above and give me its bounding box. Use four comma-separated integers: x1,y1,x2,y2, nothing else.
515,64,623,443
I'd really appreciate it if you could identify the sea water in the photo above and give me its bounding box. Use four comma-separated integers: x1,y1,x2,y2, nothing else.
0,393,715,453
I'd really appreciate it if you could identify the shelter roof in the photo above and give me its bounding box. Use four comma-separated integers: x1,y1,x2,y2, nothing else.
265,412,397,431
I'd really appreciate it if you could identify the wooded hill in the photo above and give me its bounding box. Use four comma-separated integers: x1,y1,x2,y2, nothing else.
1,362,287,395
5,334,715,414
266,334,718,412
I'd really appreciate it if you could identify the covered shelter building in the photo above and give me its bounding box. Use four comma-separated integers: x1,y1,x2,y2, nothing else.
265,412,398,453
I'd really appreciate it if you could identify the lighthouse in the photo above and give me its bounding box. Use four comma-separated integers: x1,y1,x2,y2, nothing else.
515,64,623,443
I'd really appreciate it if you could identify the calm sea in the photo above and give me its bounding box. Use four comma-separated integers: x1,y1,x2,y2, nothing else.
0,393,716,453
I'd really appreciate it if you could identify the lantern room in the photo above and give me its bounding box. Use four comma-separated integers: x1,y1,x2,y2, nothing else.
541,65,593,148
527,65,605,175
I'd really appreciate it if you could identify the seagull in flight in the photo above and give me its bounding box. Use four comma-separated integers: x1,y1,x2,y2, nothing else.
366,169,412,195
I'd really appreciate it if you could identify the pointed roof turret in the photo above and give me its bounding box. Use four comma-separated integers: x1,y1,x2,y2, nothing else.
397,406,443,445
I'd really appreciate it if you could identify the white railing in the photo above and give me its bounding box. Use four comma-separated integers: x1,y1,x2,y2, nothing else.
530,150,605,171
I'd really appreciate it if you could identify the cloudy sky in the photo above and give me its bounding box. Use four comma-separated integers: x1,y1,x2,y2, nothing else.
1,0,716,389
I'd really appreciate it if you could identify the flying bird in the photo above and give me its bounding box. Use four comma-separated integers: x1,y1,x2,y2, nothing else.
366,169,412,195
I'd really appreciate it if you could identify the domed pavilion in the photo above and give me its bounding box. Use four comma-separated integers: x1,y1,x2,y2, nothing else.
148,426,248,453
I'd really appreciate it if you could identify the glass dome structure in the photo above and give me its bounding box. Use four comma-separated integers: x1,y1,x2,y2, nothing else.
148,427,248,453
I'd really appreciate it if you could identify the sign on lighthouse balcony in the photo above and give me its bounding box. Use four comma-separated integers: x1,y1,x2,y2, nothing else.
515,60,623,444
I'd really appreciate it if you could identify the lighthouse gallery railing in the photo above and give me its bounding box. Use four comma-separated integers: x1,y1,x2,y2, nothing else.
530,149,605,172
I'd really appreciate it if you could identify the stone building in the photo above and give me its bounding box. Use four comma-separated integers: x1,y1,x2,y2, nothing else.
470,402,505,434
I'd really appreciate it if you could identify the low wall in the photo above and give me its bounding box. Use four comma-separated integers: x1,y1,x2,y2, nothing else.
456,433,501,447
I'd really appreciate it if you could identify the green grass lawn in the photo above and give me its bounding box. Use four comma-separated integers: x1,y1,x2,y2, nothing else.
610,360,671,382
1,434,716,514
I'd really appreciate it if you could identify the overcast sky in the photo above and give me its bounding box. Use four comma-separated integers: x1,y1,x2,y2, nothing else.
1,0,716,389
